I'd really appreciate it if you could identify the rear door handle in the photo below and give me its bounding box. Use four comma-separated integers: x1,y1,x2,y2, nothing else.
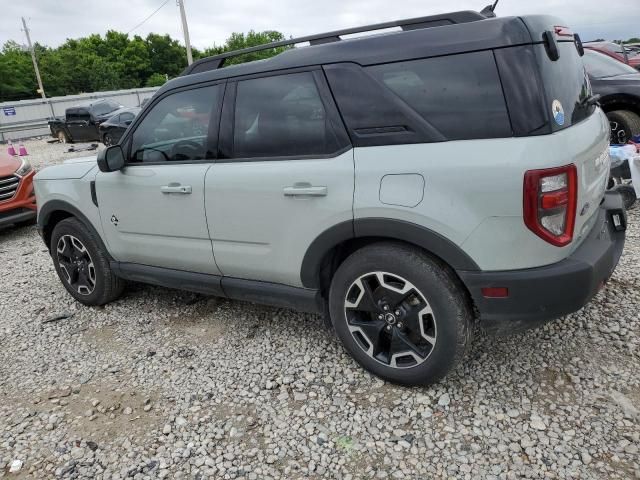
283,184,328,197
161,183,192,194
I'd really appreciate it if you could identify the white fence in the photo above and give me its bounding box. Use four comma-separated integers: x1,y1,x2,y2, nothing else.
0,87,160,142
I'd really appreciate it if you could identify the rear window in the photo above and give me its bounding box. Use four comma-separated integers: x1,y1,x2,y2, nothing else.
366,51,512,140
534,41,595,131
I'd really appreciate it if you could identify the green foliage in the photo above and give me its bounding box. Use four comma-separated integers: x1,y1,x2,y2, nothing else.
0,29,288,102
204,30,292,66
145,72,167,87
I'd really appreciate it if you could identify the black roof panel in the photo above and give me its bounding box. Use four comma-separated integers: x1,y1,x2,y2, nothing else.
157,14,561,95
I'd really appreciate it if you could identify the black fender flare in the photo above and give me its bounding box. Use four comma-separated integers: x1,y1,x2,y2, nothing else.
300,218,480,289
38,200,107,254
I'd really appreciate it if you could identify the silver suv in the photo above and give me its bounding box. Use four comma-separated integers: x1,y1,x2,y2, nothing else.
34,11,627,386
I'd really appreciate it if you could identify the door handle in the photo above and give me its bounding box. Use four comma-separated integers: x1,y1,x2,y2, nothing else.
283,183,327,197
161,183,192,194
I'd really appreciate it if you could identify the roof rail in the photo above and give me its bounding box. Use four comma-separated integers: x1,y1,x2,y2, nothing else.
182,10,488,76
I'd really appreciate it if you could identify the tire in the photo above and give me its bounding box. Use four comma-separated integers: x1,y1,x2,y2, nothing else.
50,217,124,306
608,110,640,144
57,130,69,144
103,133,113,146
329,242,472,386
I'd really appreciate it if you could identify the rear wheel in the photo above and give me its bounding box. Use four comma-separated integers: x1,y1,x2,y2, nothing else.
608,110,640,144
329,242,472,386
57,130,69,144
50,218,124,306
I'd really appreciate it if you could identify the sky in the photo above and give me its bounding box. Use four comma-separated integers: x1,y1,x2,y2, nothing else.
1,0,639,51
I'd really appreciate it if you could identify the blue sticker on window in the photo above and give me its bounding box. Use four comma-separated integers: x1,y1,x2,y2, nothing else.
552,99,564,126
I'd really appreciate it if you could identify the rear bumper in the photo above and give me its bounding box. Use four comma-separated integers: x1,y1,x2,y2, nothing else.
0,170,37,226
459,192,626,334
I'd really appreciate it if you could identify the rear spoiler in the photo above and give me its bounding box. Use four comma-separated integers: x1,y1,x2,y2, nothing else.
542,25,585,61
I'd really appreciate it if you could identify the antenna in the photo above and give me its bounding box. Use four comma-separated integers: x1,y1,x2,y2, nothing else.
480,0,499,18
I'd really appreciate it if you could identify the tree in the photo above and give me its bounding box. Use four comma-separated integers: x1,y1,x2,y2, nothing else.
145,73,167,87
0,29,288,102
200,30,291,66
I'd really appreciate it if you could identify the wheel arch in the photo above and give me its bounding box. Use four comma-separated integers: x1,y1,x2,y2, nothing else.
39,200,107,255
300,218,480,292
599,94,640,117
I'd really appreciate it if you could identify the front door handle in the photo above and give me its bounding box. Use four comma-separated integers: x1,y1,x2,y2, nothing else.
161,183,192,194
283,183,328,197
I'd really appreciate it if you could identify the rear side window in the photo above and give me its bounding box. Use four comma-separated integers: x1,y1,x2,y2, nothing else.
366,51,512,140
534,41,594,131
233,72,338,158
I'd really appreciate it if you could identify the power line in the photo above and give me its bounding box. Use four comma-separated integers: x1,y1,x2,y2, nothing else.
127,0,171,35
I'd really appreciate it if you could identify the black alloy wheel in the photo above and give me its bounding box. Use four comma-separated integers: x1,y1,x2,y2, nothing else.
344,271,437,369
56,234,97,295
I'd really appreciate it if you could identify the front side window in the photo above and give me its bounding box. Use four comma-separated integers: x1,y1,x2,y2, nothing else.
130,85,222,163
233,72,337,158
366,51,512,140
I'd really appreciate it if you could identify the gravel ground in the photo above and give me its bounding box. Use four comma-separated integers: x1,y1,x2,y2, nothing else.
1,138,639,479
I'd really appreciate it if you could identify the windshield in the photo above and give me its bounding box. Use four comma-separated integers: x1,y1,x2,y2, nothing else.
92,101,121,116
583,50,639,78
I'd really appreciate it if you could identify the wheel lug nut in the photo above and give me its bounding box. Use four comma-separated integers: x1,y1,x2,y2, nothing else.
386,325,392,331
383,305,389,311
395,310,401,316
397,322,404,329
377,314,383,320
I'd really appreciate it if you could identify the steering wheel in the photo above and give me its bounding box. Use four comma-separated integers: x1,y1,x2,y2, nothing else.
170,140,204,161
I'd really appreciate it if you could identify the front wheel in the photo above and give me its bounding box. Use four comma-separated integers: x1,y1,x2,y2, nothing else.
329,242,472,386
50,218,124,306
103,133,114,146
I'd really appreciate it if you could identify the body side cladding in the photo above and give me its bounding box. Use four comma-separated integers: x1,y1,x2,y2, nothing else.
111,262,323,314
38,200,106,254
300,218,480,289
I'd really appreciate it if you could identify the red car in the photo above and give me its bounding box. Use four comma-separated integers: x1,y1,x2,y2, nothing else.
0,151,36,227
585,42,640,70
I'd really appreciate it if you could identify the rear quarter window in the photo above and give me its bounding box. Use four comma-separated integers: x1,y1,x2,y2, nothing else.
534,41,595,131
366,51,512,140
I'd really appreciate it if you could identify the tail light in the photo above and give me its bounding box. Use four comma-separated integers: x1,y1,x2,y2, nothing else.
523,164,577,247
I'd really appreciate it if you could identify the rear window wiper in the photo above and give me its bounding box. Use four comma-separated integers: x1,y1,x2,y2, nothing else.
578,94,600,108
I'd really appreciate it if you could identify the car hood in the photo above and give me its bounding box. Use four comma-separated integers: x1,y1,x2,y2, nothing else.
593,73,640,84
35,156,97,181
591,74,640,97
0,152,21,177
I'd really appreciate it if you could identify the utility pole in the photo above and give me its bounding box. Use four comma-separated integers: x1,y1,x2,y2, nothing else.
21,17,46,99
177,0,193,65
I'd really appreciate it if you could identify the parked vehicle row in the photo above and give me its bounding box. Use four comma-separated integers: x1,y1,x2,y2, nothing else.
34,11,626,386
585,41,640,70
48,99,123,144
47,100,143,145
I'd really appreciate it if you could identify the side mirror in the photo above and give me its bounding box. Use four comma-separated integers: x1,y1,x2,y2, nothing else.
97,145,125,172
124,120,132,126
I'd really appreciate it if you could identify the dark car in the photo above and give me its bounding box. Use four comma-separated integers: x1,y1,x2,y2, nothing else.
98,107,141,146
48,99,123,143
584,49,640,144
